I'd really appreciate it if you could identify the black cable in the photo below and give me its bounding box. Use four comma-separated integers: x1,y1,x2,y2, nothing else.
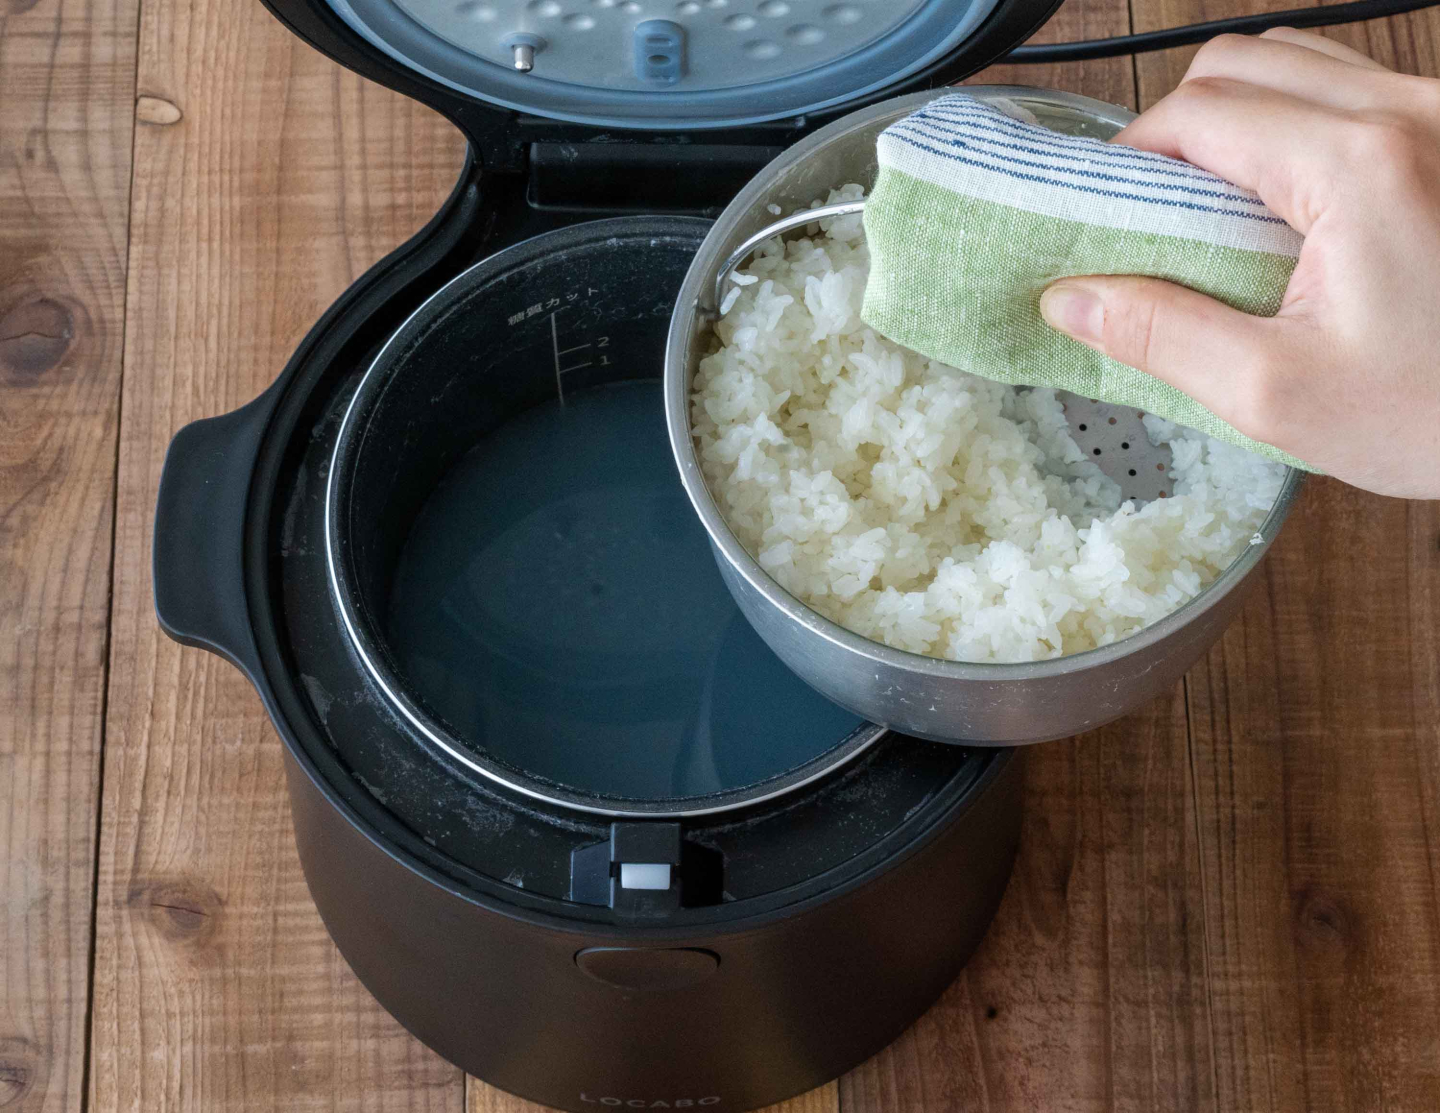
1004,0,1440,61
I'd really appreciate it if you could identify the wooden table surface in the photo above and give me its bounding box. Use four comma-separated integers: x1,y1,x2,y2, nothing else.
3,0,1439,1106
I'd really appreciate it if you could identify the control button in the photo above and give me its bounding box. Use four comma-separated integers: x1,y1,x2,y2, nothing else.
619,862,671,890
575,947,719,991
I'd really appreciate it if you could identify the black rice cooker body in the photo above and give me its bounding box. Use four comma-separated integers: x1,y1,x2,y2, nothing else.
291,734,1021,1110
151,0,1062,1105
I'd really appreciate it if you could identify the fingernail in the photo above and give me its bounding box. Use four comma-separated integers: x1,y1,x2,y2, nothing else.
1040,283,1105,345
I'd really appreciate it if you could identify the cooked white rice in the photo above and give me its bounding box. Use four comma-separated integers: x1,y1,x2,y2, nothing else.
692,185,1287,664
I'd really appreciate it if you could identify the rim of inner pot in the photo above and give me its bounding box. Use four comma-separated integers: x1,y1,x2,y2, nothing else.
326,218,888,819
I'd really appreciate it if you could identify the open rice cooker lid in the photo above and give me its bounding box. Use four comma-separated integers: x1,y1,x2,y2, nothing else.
263,0,1061,135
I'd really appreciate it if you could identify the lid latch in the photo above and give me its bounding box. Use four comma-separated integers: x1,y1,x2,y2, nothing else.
569,822,723,915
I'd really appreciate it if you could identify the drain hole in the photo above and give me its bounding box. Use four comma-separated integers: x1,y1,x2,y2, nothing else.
1092,448,1101,456
1121,441,1129,450
1108,416,1117,424
1078,423,1087,431
1128,468,1137,476
1156,463,1165,471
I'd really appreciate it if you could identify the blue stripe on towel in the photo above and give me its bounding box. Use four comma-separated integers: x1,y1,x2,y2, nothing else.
885,127,1292,226
911,106,1268,205
921,97,1192,173
888,121,1269,211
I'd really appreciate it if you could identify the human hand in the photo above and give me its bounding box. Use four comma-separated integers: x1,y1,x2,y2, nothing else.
1038,29,1440,498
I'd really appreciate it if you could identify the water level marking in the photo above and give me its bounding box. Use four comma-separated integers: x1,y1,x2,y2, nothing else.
550,312,565,406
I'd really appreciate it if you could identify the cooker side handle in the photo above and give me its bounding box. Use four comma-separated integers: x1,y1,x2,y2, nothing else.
152,381,282,682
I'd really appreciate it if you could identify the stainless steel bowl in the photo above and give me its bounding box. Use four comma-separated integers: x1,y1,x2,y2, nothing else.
665,85,1305,745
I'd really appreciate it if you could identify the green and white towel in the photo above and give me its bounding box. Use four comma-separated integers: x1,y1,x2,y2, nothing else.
861,92,1310,469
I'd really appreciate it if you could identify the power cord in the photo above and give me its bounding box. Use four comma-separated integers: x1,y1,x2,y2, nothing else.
1005,0,1440,61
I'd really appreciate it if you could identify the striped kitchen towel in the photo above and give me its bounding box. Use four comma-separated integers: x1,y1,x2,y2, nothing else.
861,92,1310,469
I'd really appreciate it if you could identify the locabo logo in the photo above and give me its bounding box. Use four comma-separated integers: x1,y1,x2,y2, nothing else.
579,1095,721,1108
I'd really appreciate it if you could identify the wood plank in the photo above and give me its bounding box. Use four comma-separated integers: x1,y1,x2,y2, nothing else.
467,1077,839,1113
841,691,1215,1113
1185,483,1440,1111
88,0,469,1106
0,0,138,1105
1130,9,1440,1111
969,0,1139,106
1133,0,1440,101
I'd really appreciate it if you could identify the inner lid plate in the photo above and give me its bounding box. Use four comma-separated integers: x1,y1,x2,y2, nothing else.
322,0,1003,127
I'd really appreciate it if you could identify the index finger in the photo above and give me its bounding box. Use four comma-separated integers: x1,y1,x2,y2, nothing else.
1114,77,1345,234
1179,31,1403,111
1258,26,1393,70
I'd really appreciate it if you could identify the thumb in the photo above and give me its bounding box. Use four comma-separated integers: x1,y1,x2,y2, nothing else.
1039,274,1284,437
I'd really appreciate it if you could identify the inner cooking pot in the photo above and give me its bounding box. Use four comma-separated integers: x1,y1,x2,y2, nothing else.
666,86,1307,745
326,216,884,817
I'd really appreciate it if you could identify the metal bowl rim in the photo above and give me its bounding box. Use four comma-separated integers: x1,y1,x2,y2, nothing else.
665,83,1307,685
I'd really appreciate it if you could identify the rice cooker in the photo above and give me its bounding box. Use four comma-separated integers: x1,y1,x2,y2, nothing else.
148,2,1163,1110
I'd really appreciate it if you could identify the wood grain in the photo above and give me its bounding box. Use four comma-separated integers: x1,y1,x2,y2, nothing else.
86,0,468,1107
0,0,138,1106
841,691,1216,1113
1130,6,1440,1109
1134,0,1440,101
971,0,1139,105
1124,6,1440,1112
467,1077,840,1113
1184,483,1440,1113
1184,485,1440,1112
